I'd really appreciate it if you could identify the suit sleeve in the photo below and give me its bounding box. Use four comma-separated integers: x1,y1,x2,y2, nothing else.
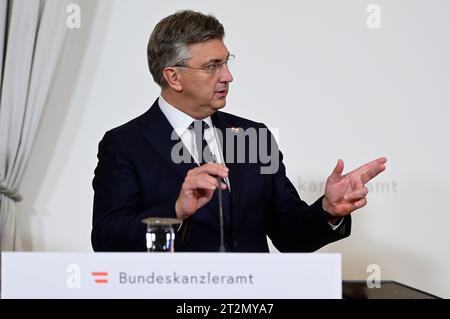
91,131,178,251
264,127,351,252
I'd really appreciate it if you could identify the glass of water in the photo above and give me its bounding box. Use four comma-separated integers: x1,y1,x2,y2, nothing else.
142,217,182,252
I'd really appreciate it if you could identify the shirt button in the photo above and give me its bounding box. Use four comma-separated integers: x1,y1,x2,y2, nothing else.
232,241,238,248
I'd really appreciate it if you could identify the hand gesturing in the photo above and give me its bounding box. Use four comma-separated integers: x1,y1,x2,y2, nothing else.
322,157,387,217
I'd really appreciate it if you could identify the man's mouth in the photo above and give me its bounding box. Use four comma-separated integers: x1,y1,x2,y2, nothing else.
215,88,228,97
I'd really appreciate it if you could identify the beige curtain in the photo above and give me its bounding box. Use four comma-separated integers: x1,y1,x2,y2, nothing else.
0,0,70,251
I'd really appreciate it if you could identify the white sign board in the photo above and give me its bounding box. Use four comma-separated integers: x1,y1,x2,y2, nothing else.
1,253,341,299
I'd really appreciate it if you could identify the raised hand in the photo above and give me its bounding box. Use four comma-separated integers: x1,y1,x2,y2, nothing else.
322,157,387,217
175,163,228,220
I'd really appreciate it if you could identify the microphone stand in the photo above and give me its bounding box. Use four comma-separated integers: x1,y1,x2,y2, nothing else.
213,155,226,252
217,175,226,252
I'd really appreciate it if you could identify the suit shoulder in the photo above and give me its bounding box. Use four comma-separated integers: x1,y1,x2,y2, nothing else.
101,110,148,141
217,111,267,129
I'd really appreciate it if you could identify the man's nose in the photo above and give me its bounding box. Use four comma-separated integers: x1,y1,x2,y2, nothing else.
219,63,233,83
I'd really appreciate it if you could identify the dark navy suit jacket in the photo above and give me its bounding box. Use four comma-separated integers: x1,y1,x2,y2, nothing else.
91,100,351,252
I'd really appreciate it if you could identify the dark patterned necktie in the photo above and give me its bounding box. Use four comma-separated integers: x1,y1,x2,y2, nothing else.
190,120,231,232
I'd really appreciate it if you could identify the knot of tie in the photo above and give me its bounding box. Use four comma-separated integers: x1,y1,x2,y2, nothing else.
189,120,209,132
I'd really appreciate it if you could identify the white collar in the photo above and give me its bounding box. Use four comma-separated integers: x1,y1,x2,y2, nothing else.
158,96,214,136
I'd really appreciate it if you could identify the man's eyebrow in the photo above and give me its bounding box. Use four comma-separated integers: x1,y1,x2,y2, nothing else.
201,53,230,66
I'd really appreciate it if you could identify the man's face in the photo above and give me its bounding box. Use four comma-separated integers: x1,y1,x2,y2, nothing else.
178,39,233,117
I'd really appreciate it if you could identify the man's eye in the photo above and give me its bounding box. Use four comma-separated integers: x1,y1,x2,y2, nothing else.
206,63,220,70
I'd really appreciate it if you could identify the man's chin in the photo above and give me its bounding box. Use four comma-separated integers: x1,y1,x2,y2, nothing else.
212,99,227,110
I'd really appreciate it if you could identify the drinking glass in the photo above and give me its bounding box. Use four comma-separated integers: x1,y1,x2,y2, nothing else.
142,217,182,252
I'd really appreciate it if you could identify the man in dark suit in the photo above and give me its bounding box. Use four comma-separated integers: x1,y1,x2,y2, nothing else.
91,10,386,252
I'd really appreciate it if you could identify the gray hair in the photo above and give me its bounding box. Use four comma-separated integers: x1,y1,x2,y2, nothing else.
147,10,225,88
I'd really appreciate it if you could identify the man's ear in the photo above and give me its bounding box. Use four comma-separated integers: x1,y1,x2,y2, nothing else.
162,67,183,92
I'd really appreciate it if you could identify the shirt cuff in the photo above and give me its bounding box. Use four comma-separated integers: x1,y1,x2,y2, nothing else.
328,218,344,230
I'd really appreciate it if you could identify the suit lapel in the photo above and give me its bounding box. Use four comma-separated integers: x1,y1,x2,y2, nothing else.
137,100,198,180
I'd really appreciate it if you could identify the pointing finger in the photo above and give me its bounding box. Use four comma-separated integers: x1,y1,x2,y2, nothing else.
361,164,386,184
